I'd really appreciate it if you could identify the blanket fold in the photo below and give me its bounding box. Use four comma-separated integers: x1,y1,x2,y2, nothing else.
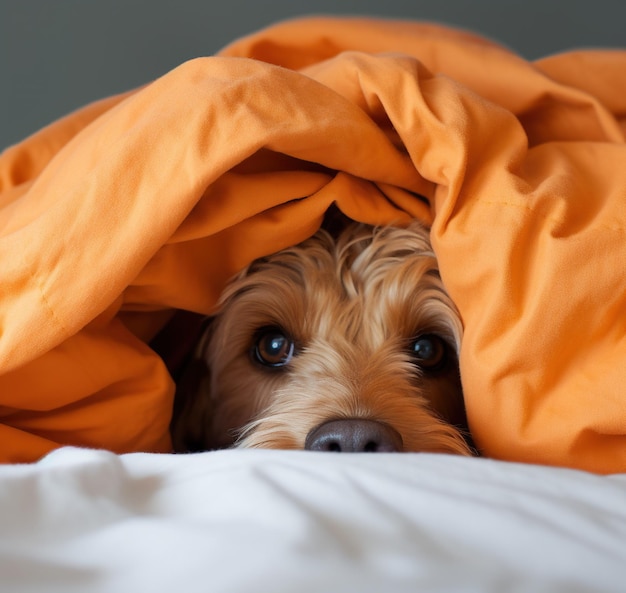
1,17,625,471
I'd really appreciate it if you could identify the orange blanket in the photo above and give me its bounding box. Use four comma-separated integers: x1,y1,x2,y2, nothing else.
1,17,625,472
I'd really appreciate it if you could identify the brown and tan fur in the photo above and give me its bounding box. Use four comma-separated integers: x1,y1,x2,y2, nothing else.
172,219,472,455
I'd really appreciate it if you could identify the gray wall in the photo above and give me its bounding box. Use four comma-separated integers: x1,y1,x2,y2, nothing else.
2,0,625,149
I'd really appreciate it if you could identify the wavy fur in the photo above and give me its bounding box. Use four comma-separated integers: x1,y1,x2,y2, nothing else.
172,221,472,455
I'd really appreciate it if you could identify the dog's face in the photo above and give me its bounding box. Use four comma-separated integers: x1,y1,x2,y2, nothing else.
172,222,472,455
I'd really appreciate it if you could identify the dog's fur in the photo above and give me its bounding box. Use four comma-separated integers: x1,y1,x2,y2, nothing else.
171,218,472,455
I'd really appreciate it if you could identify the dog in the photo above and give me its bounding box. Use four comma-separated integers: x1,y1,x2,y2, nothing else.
171,216,473,455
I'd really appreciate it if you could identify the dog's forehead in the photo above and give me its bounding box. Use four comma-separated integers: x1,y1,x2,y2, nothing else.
259,222,436,282
217,222,460,350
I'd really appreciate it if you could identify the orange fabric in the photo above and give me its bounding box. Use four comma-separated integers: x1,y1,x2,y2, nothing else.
1,17,625,471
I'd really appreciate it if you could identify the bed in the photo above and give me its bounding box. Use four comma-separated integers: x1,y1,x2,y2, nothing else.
1,15,626,592
2,448,626,592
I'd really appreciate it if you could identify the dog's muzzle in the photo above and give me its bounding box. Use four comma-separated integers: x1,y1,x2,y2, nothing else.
304,419,403,453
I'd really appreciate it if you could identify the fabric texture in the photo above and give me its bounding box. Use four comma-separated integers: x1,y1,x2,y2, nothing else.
2,448,626,593
1,17,625,471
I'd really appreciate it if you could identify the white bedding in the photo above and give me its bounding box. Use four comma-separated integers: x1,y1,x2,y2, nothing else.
1,448,625,593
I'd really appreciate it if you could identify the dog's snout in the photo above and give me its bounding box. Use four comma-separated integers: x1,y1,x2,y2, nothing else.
304,419,403,453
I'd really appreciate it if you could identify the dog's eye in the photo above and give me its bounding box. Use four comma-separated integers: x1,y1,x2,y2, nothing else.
411,334,447,370
253,328,295,368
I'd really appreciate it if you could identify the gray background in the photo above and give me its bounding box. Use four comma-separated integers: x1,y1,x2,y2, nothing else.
1,0,625,150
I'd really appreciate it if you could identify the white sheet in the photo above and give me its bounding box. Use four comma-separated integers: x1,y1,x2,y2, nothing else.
1,448,625,593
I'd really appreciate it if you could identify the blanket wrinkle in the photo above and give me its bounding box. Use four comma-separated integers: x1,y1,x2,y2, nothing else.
222,17,624,144
1,16,625,471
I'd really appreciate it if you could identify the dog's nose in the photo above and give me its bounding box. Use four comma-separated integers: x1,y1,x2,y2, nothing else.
304,419,403,453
